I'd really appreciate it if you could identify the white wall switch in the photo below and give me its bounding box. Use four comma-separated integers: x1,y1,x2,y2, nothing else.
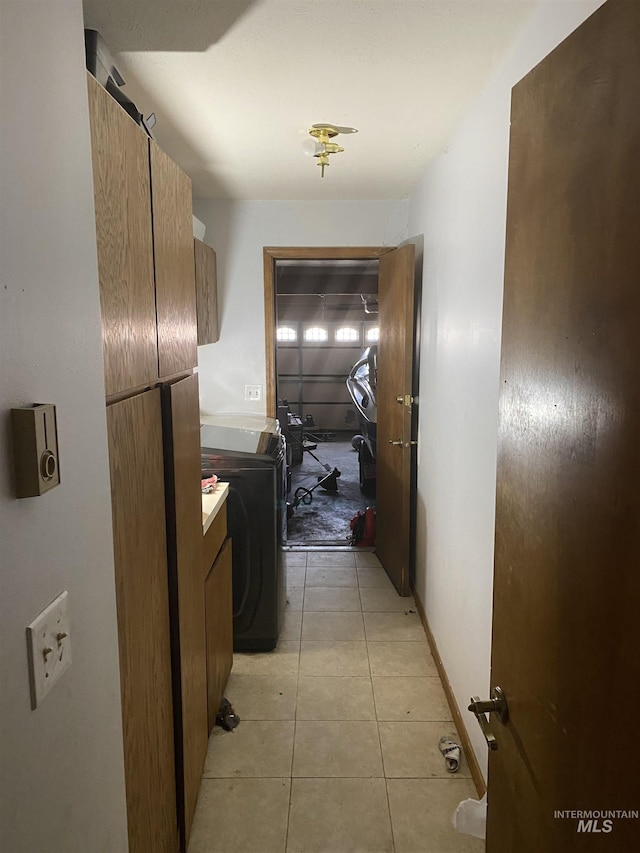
26,591,72,709
244,384,262,402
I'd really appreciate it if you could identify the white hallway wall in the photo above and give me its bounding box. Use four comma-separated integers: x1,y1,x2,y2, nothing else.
409,0,606,778
193,1,608,784
192,200,409,415
0,2,128,851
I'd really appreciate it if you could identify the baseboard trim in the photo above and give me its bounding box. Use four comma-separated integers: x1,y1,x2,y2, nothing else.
411,582,487,798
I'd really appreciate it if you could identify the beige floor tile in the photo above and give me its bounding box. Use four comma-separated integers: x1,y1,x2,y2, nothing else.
232,642,300,677
300,641,369,676
354,551,383,567
364,611,425,642
188,778,290,853
203,720,295,778
367,641,437,677
287,778,394,853
303,586,362,612
283,552,307,567
225,674,298,720
296,676,375,720
378,722,472,778
387,778,485,853
279,610,302,643
287,566,306,587
357,566,395,588
292,720,383,777
373,677,452,721
286,586,304,610
306,551,356,567
360,587,416,612
305,566,358,587
302,611,365,641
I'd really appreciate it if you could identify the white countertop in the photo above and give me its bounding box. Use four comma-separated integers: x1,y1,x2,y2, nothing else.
202,482,229,533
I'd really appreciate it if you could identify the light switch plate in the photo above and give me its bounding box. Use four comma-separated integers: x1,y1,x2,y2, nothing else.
26,591,72,709
244,384,262,401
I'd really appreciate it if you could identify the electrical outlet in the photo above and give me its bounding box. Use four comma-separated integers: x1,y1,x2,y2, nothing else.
26,591,72,709
244,384,262,402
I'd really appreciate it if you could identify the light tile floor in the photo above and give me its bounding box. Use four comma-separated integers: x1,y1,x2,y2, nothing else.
188,551,485,853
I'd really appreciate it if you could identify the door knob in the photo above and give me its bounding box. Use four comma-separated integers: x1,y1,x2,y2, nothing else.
395,394,414,406
389,439,403,446
468,686,508,750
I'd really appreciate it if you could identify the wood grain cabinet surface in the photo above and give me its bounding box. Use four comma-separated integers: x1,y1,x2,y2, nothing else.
204,536,233,733
90,75,209,853
162,374,208,851
87,75,158,397
150,140,198,379
106,389,179,853
194,238,220,345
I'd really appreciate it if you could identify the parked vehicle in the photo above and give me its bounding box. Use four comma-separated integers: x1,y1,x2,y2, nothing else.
346,345,377,494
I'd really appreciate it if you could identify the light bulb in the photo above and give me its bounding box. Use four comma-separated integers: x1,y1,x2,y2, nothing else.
302,139,325,157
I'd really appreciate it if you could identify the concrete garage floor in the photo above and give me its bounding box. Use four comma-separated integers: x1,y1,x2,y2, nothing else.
286,434,375,545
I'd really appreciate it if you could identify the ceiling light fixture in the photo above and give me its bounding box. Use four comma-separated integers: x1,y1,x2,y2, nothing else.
303,123,357,177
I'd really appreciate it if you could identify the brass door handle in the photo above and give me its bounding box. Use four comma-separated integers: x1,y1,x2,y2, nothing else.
389,439,403,446
396,394,414,406
468,686,508,751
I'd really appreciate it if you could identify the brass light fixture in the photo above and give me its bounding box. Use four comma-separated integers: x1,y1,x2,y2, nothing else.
303,123,357,177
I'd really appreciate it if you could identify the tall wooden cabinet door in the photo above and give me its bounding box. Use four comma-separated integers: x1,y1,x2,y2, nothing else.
87,75,158,396
106,389,179,853
149,140,198,379
162,374,208,849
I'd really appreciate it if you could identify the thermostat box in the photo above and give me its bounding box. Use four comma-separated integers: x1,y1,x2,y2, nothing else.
11,404,60,498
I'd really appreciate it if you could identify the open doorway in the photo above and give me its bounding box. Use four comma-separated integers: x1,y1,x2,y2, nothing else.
275,258,379,545
264,245,417,594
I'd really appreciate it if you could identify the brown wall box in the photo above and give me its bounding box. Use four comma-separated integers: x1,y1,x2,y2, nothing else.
11,404,60,498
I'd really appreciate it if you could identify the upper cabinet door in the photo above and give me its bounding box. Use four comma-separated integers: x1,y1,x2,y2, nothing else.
87,75,158,397
194,238,220,345
150,140,198,378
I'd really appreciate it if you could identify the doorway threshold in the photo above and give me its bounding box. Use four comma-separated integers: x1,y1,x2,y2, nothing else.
282,543,375,552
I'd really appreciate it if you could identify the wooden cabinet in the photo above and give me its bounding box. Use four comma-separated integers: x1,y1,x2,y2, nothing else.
88,75,198,395
203,514,233,732
162,374,208,850
106,390,179,853
87,74,158,397
194,238,219,345
88,75,206,853
150,141,198,378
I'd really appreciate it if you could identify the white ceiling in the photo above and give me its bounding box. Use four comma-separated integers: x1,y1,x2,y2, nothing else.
83,0,537,200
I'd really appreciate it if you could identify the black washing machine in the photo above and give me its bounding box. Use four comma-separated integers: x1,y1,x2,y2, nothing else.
201,416,287,651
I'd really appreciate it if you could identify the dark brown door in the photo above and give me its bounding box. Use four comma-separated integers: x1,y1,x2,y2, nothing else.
376,244,416,595
487,2,640,850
